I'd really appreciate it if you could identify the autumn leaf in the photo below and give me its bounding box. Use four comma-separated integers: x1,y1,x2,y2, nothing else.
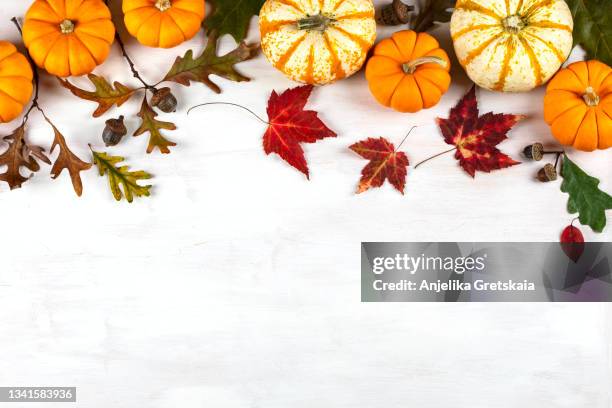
565,0,612,66
0,124,50,190
163,31,258,94
560,224,585,263
134,96,177,154
350,137,409,194
263,85,336,178
59,74,137,117
203,0,265,42
91,148,152,203
437,86,523,177
561,154,612,233
45,118,92,196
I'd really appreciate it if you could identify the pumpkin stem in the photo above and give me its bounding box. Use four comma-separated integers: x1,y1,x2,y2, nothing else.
401,56,447,74
583,86,600,106
155,0,171,11
297,13,334,31
59,19,75,34
502,15,525,34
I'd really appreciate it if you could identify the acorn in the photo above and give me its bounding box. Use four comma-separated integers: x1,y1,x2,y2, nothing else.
523,142,544,161
537,163,557,182
102,115,127,147
376,0,414,25
151,87,177,113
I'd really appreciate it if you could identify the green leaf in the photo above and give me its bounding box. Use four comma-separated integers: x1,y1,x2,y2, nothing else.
203,0,265,42
560,154,612,233
58,74,137,118
134,96,177,154
565,0,612,65
163,31,258,94
91,148,152,203
412,0,455,32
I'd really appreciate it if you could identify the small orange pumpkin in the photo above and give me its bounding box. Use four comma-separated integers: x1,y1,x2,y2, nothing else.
23,0,115,78
544,60,612,151
123,0,206,48
0,41,34,123
366,30,451,113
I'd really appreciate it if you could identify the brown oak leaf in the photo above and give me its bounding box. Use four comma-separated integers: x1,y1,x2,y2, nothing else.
59,74,136,117
0,124,50,190
263,85,336,178
437,86,524,177
45,118,92,196
134,96,177,154
350,137,409,194
163,31,258,94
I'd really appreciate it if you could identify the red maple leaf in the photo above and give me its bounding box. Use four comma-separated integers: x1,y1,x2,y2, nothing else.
560,224,585,263
436,86,524,177
263,85,336,178
350,137,409,194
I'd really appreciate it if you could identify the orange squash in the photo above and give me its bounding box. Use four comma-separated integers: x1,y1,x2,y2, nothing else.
0,41,34,123
23,0,115,77
544,60,612,151
365,30,451,113
123,0,206,48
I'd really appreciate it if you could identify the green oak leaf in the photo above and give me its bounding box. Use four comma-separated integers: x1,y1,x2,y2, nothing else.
91,148,152,203
561,154,612,233
204,0,266,42
163,31,258,94
565,0,612,65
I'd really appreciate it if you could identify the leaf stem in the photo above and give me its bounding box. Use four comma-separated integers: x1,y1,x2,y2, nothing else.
395,126,417,151
187,102,269,124
413,147,456,169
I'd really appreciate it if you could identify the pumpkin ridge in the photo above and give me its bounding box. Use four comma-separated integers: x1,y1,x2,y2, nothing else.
323,32,346,79
330,25,371,52
518,35,543,86
260,20,295,33
76,19,115,42
522,30,566,62
414,70,445,93
274,33,307,70
44,0,67,19
411,73,430,107
0,88,23,105
494,37,516,91
462,32,503,65
68,35,96,74
545,93,583,122
303,44,315,83
456,0,503,21
332,0,349,12
504,0,511,14
451,24,500,41
527,21,572,32
276,0,304,13
553,104,586,145
522,0,556,18
22,21,60,44
39,33,63,68
166,13,188,39
126,8,160,33
137,12,163,45
335,11,374,20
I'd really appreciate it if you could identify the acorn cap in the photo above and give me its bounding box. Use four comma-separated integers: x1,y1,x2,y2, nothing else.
376,0,414,25
537,163,557,182
523,142,543,161
151,87,177,113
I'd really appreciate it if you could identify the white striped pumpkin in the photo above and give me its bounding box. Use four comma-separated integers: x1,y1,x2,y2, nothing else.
259,0,376,85
450,0,573,92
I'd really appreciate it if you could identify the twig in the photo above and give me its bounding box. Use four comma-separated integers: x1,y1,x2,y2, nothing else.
114,31,156,92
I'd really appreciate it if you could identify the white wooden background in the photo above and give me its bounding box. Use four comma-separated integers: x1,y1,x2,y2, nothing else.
0,0,611,406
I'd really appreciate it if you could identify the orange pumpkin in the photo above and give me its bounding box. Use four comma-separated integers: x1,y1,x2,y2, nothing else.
123,0,206,48
23,0,115,78
366,30,451,113
544,60,612,151
0,41,34,123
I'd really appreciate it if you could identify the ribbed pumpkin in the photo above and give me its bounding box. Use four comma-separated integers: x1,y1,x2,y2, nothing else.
123,0,206,48
23,0,115,77
365,30,451,113
450,0,573,92
0,42,34,123
544,60,612,151
259,0,376,85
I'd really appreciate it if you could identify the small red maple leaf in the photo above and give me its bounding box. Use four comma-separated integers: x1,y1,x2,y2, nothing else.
436,86,524,177
350,137,409,194
263,85,336,178
560,224,585,263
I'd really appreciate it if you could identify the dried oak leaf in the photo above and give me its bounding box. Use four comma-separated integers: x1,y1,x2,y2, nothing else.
91,148,152,203
437,86,523,177
561,154,612,233
560,224,585,263
203,0,265,43
0,124,50,190
163,31,258,94
59,74,136,118
263,85,336,178
45,118,92,196
135,96,177,154
412,0,455,32
350,137,409,194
